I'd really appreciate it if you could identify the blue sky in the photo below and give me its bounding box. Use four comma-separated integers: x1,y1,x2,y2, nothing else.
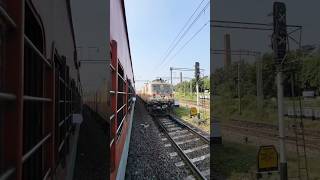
124,0,210,90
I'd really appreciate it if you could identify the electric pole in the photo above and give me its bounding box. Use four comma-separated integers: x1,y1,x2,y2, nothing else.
273,2,288,180
256,54,263,111
184,81,186,96
170,67,173,85
195,62,200,119
238,53,242,115
210,5,222,144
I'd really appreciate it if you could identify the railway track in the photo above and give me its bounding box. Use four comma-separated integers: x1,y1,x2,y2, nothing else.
220,122,320,151
152,114,210,180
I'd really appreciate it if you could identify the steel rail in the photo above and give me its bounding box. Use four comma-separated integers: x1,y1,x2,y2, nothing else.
221,123,320,151
168,115,209,143
153,115,207,180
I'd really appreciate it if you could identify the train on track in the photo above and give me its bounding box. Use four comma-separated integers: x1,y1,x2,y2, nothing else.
139,79,174,111
109,0,136,180
0,0,81,179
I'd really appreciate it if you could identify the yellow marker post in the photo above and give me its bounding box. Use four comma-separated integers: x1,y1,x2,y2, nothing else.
190,107,197,117
257,145,279,178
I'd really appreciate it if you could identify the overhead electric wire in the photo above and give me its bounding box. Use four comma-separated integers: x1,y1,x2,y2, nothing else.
159,1,209,67
153,1,210,76
165,21,209,66
155,21,209,80
159,0,206,61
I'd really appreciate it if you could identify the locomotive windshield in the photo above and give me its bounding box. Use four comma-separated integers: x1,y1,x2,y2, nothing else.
152,84,172,94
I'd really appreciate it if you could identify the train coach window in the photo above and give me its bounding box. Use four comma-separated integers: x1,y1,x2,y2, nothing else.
116,63,126,139
71,79,81,113
22,3,49,179
0,22,5,175
25,4,44,53
0,102,3,175
54,54,73,166
0,25,5,92
127,80,134,112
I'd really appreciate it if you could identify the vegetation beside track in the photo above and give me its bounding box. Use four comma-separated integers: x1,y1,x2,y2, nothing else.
213,140,320,179
212,141,257,179
174,92,197,102
172,106,210,133
212,95,320,130
176,91,320,131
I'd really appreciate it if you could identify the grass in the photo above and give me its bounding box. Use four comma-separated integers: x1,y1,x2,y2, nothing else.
174,92,197,102
287,151,320,180
212,95,277,123
212,95,320,130
212,141,257,179
213,140,320,180
172,106,210,133
174,94,320,179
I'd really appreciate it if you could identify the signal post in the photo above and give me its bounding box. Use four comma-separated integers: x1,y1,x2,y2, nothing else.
273,2,288,180
195,62,200,119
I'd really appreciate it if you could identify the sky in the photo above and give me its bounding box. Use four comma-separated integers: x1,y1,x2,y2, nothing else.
212,0,320,71
124,0,210,90
70,0,320,92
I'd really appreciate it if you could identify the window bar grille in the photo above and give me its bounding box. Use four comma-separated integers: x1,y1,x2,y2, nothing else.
0,167,15,180
110,64,115,71
116,114,126,134
22,133,51,162
110,40,117,171
42,168,51,180
24,35,52,68
23,95,51,102
0,6,16,28
117,104,126,113
117,73,125,82
0,92,16,101
109,138,115,148
110,114,115,121
58,140,65,153
125,78,128,114
23,10,52,178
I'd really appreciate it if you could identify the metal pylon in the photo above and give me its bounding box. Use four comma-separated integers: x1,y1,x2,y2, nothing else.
291,74,309,180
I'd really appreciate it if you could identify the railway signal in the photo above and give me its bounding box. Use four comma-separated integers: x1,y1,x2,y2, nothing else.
194,62,200,119
169,64,204,119
195,62,200,81
273,2,288,180
273,2,287,64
